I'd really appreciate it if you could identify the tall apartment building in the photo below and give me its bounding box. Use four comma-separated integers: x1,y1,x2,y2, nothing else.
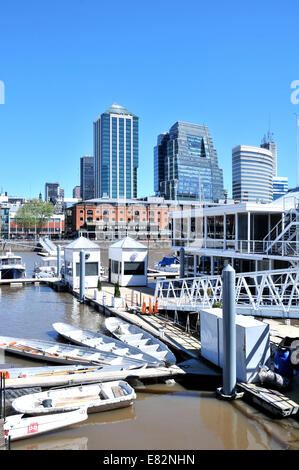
80,156,94,201
232,145,273,203
154,121,224,202
94,103,138,200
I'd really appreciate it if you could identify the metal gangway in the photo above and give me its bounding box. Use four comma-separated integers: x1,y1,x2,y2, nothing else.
154,268,299,319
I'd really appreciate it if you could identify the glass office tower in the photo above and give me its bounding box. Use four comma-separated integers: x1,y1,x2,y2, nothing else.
154,121,224,202
80,155,94,201
94,103,138,199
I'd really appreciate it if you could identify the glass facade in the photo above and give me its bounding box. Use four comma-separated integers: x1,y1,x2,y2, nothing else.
273,177,288,200
154,122,224,202
232,145,273,203
94,103,138,199
80,156,94,201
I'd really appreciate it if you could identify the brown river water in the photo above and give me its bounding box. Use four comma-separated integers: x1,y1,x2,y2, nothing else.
1,252,299,450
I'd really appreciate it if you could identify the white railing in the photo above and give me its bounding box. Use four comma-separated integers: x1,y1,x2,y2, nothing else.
154,268,299,318
172,237,299,257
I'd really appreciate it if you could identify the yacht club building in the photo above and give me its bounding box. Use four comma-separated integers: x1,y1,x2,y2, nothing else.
170,191,299,276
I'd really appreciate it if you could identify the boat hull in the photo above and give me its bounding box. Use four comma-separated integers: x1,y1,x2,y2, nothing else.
4,408,88,441
12,381,136,416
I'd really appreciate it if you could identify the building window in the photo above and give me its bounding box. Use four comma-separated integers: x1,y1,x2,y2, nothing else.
124,261,145,275
76,262,98,276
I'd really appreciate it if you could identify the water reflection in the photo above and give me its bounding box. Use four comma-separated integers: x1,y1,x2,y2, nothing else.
1,270,299,450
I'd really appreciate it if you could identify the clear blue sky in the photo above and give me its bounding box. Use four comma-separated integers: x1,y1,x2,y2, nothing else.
0,0,299,199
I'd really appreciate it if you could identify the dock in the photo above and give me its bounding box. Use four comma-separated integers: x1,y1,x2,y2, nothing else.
5,365,186,389
237,382,299,418
0,277,59,286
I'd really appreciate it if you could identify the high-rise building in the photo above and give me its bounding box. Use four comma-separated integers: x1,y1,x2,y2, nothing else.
154,122,224,202
45,183,64,204
45,182,65,213
72,186,81,198
261,131,277,177
80,156,94,201
94,103,138,199
273,176,288,200
232,145,273,203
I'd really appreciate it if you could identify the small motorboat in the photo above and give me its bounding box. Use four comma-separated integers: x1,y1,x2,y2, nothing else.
53,322,162,367
12,380,136,416
4,407,88,441
0,251,26,279
0,336,147,369
104,317,176,365
154,256,180,274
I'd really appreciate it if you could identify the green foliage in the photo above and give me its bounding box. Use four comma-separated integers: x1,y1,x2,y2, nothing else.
15,199,54,233
114,281,121,298
97,278,102,291
212,302,222,308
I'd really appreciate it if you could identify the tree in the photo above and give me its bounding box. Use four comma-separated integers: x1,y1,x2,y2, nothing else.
97,278,102,291
114,281,121,298
15,199,54,235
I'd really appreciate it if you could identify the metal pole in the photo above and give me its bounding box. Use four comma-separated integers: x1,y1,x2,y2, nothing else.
179,247,185,278
216,264,241,400
57,244,61,278
222,264,236,396
79,249,85,303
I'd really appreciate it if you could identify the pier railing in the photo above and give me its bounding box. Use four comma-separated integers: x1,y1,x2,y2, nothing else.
154,268,299,318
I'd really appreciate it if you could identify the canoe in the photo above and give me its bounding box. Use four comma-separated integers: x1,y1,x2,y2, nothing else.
12,380,136,416
4,407,88,441
0,364,128,380
0,336,147,369
104,317,176,365
53,322,162,367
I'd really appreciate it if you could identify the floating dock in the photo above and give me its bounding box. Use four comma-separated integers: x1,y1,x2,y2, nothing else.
237,382,299,418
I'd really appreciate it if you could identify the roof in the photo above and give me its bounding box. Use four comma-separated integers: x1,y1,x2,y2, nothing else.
104,102,136,117
109,236,147,250
65,236,99,250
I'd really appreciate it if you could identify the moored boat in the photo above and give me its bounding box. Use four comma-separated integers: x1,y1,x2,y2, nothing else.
154,256,180,274
0,336,147,369
12,380,136,416
0,364,124,379
0,252,26,279
4,407,88,441
53,322,162,367
104,317,177,365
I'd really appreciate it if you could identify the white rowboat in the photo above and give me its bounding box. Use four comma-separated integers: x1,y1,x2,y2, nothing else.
0,336,147,369
53,322,162,367
4,407,88,441
0,364,127,380
12,380,136,416
104,317,176,365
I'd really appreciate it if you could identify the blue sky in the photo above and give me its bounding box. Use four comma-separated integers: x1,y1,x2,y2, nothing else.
0,0,299,199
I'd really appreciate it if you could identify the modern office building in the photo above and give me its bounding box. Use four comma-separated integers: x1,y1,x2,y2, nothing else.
154,121,224,203
80,156,94,201
45,182,65,214
232,145,273,203
45,183,64,204
273,176,288,200
94,103,138,200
